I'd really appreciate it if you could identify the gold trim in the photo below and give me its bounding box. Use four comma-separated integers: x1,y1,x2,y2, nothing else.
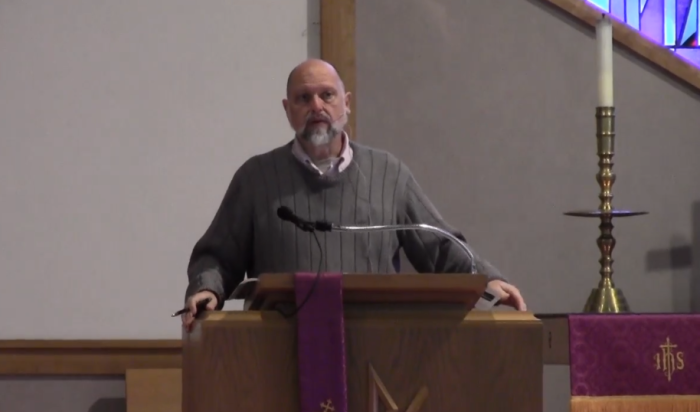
571,395,700,412
572,396,700,401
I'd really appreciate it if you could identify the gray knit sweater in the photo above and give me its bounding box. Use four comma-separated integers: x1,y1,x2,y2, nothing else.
186,140,504,307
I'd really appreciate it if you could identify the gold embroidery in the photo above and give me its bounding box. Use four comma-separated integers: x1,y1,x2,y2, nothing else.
654,336,684,381
320,399,335,412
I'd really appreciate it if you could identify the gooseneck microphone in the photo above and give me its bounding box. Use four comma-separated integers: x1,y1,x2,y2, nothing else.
275,206,478,274
277,206,333,233
275,206,500,311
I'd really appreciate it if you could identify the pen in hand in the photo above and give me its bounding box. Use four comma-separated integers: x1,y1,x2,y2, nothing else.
171,297,212,317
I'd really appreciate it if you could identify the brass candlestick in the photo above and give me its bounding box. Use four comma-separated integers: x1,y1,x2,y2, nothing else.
564,106,648,313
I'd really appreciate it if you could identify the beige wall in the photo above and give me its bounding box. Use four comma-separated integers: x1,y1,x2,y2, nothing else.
0,0,319,410
0,0,317,341
2,0,699,411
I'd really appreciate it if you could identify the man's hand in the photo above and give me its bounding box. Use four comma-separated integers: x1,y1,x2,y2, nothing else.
487,279,527,311
181,291,218,332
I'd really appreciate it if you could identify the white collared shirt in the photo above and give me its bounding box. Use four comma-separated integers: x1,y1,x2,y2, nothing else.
291,132,354,178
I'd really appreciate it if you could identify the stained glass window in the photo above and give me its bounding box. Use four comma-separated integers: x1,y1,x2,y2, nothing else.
586,0,700,67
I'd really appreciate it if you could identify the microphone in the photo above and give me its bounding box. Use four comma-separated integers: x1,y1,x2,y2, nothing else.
276,206,332,233
275,206,329,318
276,207,499,309
277,206,476,273
276,206,306,230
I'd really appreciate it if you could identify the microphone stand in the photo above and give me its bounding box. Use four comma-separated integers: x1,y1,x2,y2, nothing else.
328,222,478,274
276,207,500,310
327,222,504,309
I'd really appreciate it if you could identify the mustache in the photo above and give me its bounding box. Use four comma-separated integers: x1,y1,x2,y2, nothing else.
305,113,331,124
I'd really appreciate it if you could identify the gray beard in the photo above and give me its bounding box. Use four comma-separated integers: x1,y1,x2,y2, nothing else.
299,124,341,146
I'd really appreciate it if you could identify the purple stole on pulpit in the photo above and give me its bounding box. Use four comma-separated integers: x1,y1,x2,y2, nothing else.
569,314,700,412
294,272,348,412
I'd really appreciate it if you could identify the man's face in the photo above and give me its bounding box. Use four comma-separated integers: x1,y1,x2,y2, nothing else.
283,65,350,146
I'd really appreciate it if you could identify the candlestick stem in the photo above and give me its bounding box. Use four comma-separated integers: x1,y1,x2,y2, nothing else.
587,107,625,312
564,106,648,313
596,106,615,284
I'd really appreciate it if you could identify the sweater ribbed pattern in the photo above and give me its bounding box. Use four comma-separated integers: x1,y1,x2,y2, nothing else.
186,141,504,306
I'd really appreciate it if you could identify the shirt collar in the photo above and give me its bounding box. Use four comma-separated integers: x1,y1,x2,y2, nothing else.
291,131,353,176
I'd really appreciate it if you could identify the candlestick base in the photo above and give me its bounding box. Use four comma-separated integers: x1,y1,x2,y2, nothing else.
583,283,630,313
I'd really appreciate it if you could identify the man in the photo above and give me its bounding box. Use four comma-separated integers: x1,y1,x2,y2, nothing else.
182,59,525,330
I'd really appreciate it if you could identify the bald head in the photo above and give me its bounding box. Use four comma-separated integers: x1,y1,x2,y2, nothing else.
282,58,351,150
286,59,344,97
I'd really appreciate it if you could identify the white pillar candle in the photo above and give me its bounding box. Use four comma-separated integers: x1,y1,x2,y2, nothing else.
596,14,614,107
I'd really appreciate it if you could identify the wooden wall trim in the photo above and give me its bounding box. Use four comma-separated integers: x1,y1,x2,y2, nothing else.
540,0,700,93
320,0,356,139
0,317,564,375
0,340,181,375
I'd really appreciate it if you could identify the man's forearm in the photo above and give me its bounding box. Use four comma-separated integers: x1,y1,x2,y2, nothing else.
184,164,254,309
468,249,507,283
186,256,230,309
431,237,508,282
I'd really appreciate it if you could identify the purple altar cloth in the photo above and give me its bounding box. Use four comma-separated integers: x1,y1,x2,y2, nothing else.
569,314,700,396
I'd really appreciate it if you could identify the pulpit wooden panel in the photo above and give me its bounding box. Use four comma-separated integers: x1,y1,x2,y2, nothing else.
183,310,542,412
538,314,571,365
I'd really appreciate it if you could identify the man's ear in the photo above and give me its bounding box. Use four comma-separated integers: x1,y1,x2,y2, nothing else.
344,92,352,112
282,98,289,112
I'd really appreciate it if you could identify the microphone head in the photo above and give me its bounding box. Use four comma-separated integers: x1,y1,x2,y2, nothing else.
277,206,296,222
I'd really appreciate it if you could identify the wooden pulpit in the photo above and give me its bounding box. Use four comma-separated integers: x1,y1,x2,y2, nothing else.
182,273,543,412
